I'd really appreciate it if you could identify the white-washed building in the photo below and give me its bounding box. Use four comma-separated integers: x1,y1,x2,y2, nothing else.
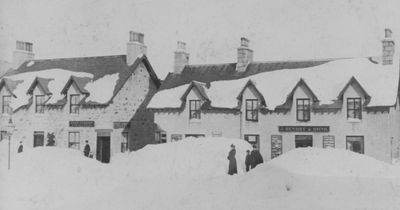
148,29,400,163
0,31,161,163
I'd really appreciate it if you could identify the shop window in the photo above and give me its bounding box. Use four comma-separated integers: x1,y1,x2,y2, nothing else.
70,94,80,114
295,135,312,148
347,98,362,120
0,131,7,141
244,135,260,150
155,132,167,143
121,132,129,152
245,99,259,121
189,100,201,119
346,136,364,154
2,95,11,114
323,135,335,148
35,95,45,113
185,134,205,138
296,98,310,122
271,135,282,159
68,132,80,149
171,134,182,141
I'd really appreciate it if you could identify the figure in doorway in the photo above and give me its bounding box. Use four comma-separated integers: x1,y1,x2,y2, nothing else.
250,145,264,169
227,144,237,175
17,141,23,153
83,140,91,157
245,150,252,172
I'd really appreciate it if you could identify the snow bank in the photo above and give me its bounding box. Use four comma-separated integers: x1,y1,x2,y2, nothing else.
149,57,399,109
84,73,119,103
269,147,400,178
111,137,253,179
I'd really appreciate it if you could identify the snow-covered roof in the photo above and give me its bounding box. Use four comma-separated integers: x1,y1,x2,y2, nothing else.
148,57,400,110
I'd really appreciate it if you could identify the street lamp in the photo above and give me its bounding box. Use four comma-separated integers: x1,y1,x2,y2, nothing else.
6,117,15,170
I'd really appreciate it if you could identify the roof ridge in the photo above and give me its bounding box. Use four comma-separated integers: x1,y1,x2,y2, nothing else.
30,54,126,62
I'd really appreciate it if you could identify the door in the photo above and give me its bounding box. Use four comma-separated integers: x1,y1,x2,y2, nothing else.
33,131,44,147
295,135,312,148
96,136,110,163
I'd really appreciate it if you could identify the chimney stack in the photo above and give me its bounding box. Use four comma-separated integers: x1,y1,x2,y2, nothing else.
174,41,189,74
382,28,395,65
127,31,147,66
236,37,253,72
13,41,34,68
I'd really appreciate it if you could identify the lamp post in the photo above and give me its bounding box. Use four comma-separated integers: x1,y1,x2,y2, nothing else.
6,117,15,170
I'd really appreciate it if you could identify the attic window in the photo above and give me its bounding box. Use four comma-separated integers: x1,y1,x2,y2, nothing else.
347,98,362,120
35,95,45,113
70,94,80,114
2,95,11,114
245,99,259,122
296,98,310,122
189,100,201,120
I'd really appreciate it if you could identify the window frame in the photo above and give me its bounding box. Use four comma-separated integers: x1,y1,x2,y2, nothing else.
244,134,260,150
68,131,80,149
35,95,45,113
189,100,201,120
296,98,311,122
0,131,7,141
70,94,80,114
245,99,259,122
346,136,364,154
347,97,362,120
2,95,11,114
121,132,129,153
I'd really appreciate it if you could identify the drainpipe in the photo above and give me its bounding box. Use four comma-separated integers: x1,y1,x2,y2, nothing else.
239,110,243,139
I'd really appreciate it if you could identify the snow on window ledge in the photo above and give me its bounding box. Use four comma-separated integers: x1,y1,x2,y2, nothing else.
347,118,361,123
189,118,201,123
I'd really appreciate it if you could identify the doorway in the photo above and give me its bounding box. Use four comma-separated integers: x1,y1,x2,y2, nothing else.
96,136,110,163
33,131,44,147
295,135,313,148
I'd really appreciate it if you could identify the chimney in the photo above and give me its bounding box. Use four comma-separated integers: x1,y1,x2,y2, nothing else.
13,41,34,68
174,41,189,74
236,37,253,72
382,28,395,65
127,31,147,66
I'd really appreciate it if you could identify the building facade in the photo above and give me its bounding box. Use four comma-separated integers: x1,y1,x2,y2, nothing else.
0,32,160,163
148,29,400,163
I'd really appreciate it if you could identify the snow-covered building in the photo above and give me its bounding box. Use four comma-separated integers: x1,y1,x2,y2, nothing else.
0,31,161,163
148,29,400,163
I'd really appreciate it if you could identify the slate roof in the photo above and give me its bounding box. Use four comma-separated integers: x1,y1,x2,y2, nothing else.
27,77,53,95
161,59,333,90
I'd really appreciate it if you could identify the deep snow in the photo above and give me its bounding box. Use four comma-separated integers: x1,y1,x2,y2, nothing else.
1,137,400,210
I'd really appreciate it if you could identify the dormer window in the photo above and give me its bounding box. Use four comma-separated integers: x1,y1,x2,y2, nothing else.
2,95,11,114
347,98,362,120
296,98,310,122
189,100,201,119
245,99,258,121
70,94,80,114
35,95,45,113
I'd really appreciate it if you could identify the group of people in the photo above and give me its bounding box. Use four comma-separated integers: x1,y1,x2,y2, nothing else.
227,144,264,175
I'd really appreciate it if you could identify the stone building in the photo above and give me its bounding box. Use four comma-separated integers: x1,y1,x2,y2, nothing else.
148,29,400,163
0,31,161,163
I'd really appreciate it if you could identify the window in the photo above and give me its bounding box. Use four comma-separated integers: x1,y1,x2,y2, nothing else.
296,98,310,121
68,132,80,149
185,134,205,138
347,98,362,120
244,135,260,150
271,135,282,159
323,135,335,148
35,95,45,113
0,131,7,141
346,136,364,154
245,99,259,121
70,94,80,114
295,135,312,148
121,132,129,152
189,100,201,119
2,95,11,114
33,131,44,147
155,131,167,143
171,134,183,141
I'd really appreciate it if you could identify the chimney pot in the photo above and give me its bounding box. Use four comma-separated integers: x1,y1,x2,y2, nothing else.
129,31,144,44
177,41,187,51
236,37,253,72
382,28,395,65
127,31,147,65
385,28,392,39
240,37,250,48
13,41,34,68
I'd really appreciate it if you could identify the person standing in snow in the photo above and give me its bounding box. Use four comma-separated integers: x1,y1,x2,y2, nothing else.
83,140,90,157
17,141,23,153
245,150,252,172
250,145,264,169
227,144,237,175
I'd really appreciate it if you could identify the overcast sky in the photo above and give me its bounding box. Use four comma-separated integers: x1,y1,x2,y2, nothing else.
0,0,399,78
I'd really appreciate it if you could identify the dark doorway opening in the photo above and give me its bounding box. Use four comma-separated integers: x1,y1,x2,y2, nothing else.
33,131,44,147
96,136,110,163
295,135,313,148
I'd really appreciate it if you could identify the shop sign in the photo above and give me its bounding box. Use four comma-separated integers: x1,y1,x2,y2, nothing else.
278,126,329,132
323,135,335,148
69,121,95,127
113,122,130,129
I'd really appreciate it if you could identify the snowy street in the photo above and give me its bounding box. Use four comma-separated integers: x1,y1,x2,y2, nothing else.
1,137,400,210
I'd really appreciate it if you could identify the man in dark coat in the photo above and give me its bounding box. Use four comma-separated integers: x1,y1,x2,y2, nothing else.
227,144,237,175
83,140,90,157
245,150,252,172
17,141,23,153
250,145,264,169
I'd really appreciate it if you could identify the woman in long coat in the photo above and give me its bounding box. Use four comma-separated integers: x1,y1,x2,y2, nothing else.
227,144,237,175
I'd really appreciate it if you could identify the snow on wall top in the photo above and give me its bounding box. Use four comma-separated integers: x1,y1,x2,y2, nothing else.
2,69,120,110
148,57,400,109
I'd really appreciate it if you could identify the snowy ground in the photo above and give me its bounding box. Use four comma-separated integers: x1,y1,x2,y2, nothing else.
1,137,400,210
